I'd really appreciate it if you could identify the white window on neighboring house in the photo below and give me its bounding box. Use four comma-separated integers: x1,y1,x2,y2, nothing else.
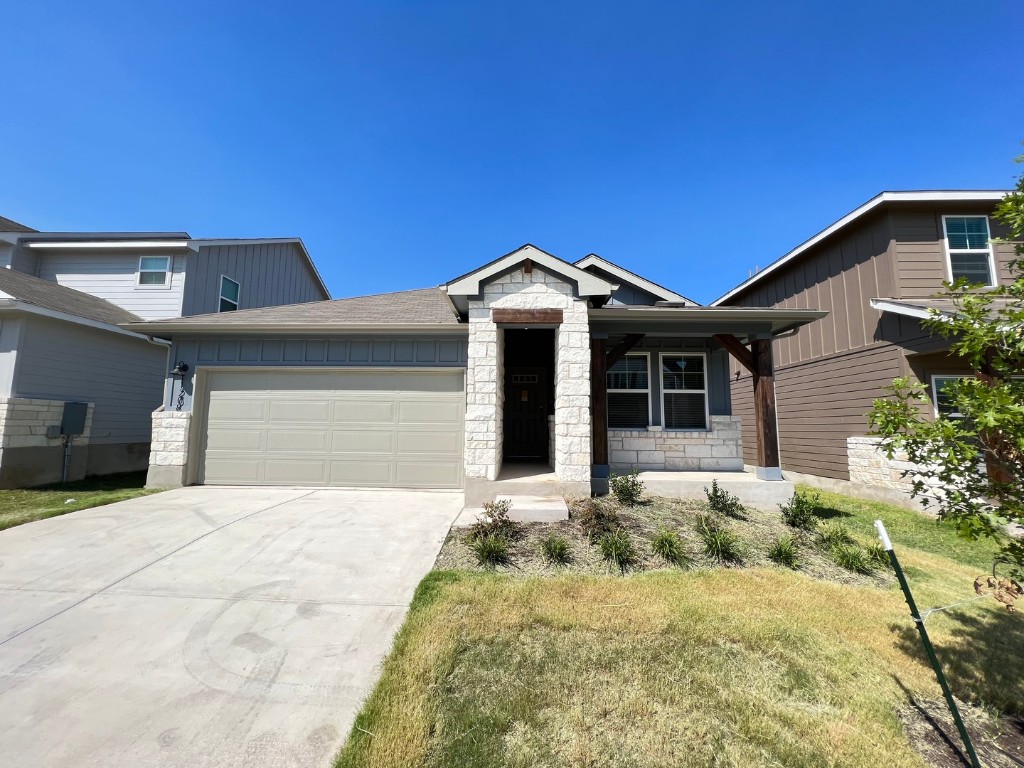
943,216,996,286
661,353,709,430
138,256,170,286
220,275,240,312
607,353,651,429
931,375,969,418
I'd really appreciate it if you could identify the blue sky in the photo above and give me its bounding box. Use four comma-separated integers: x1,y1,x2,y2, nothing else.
1,1,1022,304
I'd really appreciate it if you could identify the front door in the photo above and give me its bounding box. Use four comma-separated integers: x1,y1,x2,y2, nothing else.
503,367,549,460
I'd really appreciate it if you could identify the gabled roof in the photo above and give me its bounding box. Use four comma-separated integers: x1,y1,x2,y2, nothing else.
446,244,615,299
0,268,142,326
712,190,1010,306
0,215,36,233
870,297,1015,323
574,254,697,305
123,287,461,334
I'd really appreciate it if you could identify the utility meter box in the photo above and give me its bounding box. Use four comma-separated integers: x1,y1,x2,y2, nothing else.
60,402,89,436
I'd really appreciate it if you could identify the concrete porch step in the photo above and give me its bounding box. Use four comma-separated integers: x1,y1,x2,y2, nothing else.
452,494,569,527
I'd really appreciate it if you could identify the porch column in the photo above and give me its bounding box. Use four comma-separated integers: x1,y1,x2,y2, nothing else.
591,334,609,494
751,335,782,480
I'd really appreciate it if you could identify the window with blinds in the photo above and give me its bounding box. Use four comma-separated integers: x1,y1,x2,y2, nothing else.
607,354,650,428
661,354,708,430
943,216,995,286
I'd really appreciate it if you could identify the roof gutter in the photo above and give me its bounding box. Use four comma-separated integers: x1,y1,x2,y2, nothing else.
0,299,172,344
120,321,468,335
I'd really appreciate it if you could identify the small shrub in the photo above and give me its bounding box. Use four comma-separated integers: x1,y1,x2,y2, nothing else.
470,533,510,567
779,490,820,531
575,498,620,542
610,469,645,506
705,480,744,518
865,541,891,569
832,544,875,574
599,529,636,573
768,535,800,569
469,499,523,541
541,533,571,565
819,523,855,549
696,515,743,563
652,528,690,567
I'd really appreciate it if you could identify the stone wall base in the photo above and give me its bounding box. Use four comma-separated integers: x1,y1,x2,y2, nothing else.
780,467,930,512
609,415,743,472
147,463,188,489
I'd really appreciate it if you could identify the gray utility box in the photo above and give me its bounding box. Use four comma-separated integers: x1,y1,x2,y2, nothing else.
60,401,89,436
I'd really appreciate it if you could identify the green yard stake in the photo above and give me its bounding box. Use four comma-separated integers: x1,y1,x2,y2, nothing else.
874,520,982,768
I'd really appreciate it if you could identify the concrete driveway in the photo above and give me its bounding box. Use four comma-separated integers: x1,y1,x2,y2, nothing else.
0,487,462,768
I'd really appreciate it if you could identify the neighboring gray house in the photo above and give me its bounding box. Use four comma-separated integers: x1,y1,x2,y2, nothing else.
0,216,330,487
126,245,823,507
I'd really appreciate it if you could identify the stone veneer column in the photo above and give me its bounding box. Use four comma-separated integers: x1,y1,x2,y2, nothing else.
463,266,592,484
147,408,192,488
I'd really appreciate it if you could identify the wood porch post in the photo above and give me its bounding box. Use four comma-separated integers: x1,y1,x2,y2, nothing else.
751,336,782,480
591,335,609,468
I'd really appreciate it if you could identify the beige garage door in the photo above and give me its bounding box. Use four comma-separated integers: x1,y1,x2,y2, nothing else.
199,369,464,488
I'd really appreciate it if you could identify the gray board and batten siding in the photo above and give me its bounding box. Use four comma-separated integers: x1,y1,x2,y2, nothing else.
724,202,1015,480
165,334,469,411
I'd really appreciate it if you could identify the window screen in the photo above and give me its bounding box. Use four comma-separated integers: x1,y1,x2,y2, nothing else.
662,354,707,429
607,354,649,428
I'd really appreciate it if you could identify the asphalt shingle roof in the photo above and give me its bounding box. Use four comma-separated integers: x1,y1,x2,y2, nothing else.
0,269,142,326
130,287,461,327
0,215,36,233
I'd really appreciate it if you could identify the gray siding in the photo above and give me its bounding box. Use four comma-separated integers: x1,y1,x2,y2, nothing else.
14,316,168,444
0,317,24,396
7,244,39,275
182,242,328,316
893,206,1016,299
35,251,187,320
166,334,468,411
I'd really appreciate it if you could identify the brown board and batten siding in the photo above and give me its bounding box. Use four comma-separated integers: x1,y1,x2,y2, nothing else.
182,242,327,316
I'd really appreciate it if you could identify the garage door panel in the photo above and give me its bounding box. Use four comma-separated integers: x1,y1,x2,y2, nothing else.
201,369,463,489
329,461,394,485
206,428,265,452
333,400,396,424
330,430,393,453
264,459,328,484
397,430,462,455
268,399,331,422
207,398,267,422
266,430,329,453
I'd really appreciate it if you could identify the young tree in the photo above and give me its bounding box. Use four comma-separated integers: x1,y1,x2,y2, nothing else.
869,153,1024,578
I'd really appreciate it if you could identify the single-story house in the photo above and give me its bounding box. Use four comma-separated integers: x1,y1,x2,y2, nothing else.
125,245,825,505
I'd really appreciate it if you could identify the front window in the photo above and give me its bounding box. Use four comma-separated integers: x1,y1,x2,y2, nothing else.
931,375,968,418
607,354,650,428
138,256,170,286
219,276,240,312
661,354,708,429
943,216,995,286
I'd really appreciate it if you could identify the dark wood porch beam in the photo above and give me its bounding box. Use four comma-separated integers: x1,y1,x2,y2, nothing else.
751,338,781,472
712,333,756,375
605,334,645,368
591,335,609,466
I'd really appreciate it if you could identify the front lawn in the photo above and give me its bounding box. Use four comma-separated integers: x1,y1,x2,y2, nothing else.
337,487,1023,768
0,471,157,531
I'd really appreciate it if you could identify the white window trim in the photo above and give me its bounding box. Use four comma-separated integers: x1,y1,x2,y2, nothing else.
607,351,652,429
930,374,969,418
219,275,240,312
137,255,171,288
941,215,997,288
660,351,710,431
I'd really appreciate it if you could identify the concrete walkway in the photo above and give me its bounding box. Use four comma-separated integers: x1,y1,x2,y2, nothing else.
0,486,462,768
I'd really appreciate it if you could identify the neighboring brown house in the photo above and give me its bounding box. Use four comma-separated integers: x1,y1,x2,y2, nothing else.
713,191,1014,501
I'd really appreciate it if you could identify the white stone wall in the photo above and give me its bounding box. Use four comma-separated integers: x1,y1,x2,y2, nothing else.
0,398,94,448
150,409,192,467
609,415,742,472
847,436,932,493
463,266,592,483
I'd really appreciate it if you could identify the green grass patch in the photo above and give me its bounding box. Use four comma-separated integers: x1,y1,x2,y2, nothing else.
0,471,157,531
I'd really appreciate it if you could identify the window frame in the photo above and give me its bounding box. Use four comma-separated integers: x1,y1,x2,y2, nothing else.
930,374,969,418
660,352,710,431
606,351,652,429
137,255,171,288
941,215,997,288
219,274,240,312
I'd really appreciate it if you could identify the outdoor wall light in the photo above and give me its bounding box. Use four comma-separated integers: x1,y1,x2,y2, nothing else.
170,362,190,411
